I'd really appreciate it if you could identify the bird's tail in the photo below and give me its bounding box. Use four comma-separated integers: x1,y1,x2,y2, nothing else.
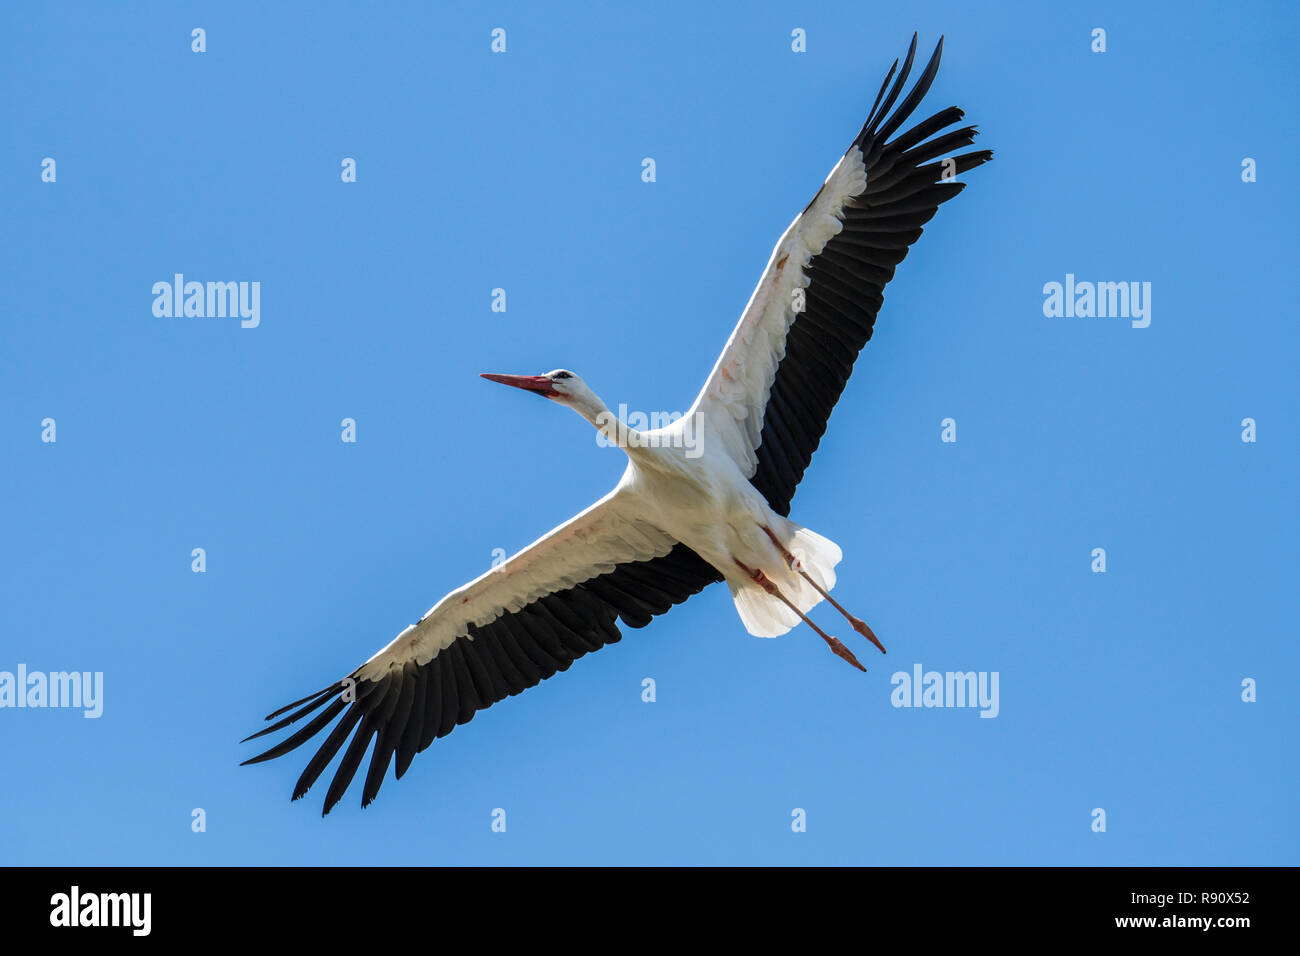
729,523,842,637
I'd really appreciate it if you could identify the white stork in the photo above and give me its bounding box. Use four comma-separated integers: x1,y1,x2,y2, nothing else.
244,35,991,814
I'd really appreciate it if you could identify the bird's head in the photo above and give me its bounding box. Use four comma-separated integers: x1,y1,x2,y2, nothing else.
479,369,594,410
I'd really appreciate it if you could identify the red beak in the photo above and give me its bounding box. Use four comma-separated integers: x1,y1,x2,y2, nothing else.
479,373,558,397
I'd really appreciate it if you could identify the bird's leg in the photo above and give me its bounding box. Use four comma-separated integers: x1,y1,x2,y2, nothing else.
762,526,885,655
734,560,865,672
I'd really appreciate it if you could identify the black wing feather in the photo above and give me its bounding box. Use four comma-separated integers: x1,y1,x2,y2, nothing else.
245,544,720,814
749,36,991,516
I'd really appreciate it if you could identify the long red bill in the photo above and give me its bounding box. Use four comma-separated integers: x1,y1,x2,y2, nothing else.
479,373,558,397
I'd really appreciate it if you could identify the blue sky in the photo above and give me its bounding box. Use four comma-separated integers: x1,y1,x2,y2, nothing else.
2,0,1296,865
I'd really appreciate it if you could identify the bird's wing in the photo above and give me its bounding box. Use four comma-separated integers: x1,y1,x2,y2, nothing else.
243,484,721,814
689,35,991,516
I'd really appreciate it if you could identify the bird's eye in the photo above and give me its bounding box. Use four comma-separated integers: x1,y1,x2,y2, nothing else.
553,371,572,380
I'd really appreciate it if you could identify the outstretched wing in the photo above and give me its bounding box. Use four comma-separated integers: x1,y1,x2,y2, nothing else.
243,484,721,814
690,34,992,515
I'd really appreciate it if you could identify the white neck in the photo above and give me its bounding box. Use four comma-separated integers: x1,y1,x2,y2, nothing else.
570,391,644,456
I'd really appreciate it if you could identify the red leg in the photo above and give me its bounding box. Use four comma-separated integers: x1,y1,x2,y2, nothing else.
761,526,885,654
734,560,866,672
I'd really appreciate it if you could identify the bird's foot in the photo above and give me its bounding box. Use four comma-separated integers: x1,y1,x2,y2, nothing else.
846,615,885,655
825,635,867,672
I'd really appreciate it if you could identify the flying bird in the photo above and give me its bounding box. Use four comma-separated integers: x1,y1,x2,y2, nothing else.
244,34,991,814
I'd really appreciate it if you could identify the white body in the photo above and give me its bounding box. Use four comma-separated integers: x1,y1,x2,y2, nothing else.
614,414,840,637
